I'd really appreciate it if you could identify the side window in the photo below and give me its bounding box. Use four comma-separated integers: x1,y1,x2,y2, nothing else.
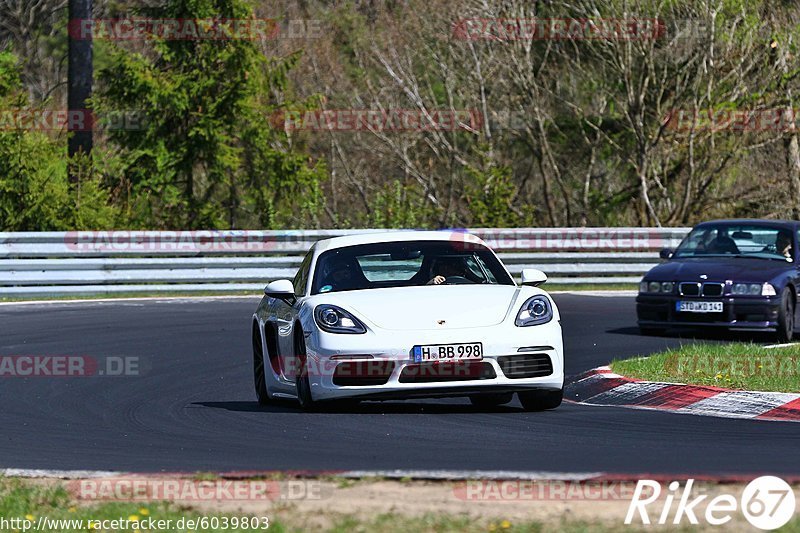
293,251,313,296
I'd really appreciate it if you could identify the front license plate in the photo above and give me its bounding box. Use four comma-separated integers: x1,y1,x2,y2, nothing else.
412,343,483,362
676,301,723,313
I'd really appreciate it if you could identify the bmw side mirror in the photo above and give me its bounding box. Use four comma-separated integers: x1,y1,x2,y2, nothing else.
521,268,547,287
659,248,674,260
264,279,296,301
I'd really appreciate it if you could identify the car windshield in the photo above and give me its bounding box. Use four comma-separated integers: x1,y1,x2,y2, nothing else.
310,240,514,294
673,224,794,261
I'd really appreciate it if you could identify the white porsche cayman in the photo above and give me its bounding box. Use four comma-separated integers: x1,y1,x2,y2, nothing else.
251,231,564,411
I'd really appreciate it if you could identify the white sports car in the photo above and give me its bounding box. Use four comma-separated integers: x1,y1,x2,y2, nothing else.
251,231,564,411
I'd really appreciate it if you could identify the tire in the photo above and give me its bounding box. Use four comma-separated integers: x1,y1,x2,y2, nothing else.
294,329,321,412
777,286,795,342
469,393,514,408
518,389,563,411
639,326,665,336
252,324,270,405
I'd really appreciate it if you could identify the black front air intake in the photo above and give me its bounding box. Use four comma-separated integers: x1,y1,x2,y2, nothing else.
497,354,553,378
332,361,396,386
398,361,496,383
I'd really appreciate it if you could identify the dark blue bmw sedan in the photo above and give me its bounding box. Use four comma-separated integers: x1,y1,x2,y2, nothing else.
636,219,800,340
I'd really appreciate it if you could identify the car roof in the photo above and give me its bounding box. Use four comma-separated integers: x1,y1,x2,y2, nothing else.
694,219,799,229
312,230,489,253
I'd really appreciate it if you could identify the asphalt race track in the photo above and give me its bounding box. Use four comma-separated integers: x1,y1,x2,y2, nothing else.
1,294,798,475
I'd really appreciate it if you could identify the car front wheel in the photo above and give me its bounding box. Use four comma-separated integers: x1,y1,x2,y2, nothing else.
777,287,795,342
294,329,321,411
252,324,270,405
518,389,563,411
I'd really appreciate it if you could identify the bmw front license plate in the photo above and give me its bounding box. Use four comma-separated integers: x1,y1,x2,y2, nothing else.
412,343,483,362
676,301,723,313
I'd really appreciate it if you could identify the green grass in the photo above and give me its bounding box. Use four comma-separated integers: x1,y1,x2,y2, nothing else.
328,514,615,532
611,342,800,392
0,477,278,532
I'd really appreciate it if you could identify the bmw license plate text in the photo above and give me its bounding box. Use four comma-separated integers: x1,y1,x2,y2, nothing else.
412,343,483,362
676,301,723,313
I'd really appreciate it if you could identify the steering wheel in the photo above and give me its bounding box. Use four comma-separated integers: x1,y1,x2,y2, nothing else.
444,275,472,285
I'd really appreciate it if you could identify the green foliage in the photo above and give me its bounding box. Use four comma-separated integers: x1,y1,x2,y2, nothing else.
611,342,800,393
464,162,519,227
3,0,800,230
0,52,116,230
368,180,427,228
95,0,325,229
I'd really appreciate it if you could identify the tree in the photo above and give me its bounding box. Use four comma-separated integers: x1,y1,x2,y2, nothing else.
95,0,326,229
0,51,115,230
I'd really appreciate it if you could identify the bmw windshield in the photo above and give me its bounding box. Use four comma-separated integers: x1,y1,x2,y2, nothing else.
673,224,794,261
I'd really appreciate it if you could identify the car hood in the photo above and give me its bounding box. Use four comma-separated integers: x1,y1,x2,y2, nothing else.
647,257,791,282
323,285,523,330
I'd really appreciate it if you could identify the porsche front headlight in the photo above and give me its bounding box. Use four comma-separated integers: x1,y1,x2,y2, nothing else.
515,296,553,327
314,305,366,334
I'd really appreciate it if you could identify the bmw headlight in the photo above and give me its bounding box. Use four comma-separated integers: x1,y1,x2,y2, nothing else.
639,280,674,294
732,283,775,296
314,305,366,334
732,283,760,295
515,296,553,327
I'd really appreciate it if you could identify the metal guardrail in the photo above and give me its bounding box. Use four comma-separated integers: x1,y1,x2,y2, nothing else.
0,228,690,296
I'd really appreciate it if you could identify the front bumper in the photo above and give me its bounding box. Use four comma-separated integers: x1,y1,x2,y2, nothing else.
636,293,781,330
305,321,564,401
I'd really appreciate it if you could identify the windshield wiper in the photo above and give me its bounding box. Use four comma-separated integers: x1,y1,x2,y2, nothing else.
730,253,790,262
673,253,729,258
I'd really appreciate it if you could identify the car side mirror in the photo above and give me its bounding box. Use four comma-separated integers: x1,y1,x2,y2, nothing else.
521,268,547,287
264,279,296,301
659,248,674,260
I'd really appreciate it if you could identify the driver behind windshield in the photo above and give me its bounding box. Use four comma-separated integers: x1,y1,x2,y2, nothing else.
427,257,468,285
704,229,739,254
320,257,361,292
765,230,793,259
